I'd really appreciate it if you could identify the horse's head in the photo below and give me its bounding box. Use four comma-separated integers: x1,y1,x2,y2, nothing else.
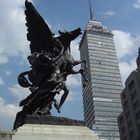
70,28,82,40
58,28,82,42
57,28,82,53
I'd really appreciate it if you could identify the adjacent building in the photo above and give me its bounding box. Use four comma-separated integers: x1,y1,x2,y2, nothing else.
79,19,123,139
0,130,14,140
118,49,140,140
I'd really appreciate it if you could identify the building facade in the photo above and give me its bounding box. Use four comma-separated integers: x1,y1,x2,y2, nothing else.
79,20,123,139
118,49,140,140
0,130,14,140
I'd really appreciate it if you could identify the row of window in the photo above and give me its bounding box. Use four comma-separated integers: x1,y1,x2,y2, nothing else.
93,124,119,131
90,63,119,70
95,120,118,126
95,117,117,123
88,45,116,54
89,55,118,63
90,60,119,68
84,83,122,95
94,131,119,137
87,34,113,42
91,79,123,86
92,83,123,90
91,71,121,78
87,37,114,45
89,54,118,63
87,41,115,50
88,43,115,51
88,29,113,36
88,43,116,53
88,43,116,52
94,110,120,117
94,101,122,108
95,120,117,125
91,68,121,76
91,75,122,82
88,49,117,58
93,97,121,104
93,87,122,94
94,123,119,130
93,92,121,99
89,54,117,61
94,106,122,113
90,62,119,73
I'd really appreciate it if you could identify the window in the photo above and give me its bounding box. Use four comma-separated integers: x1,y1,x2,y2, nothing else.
121,127,125,133
130,130,134,138
131,90,137,101
128,81,135,92
122,92,126,99
123,101,128,110
119,116,124,124
128,120,132,128
122,135,127,140
125,111,130,118
135,110,140,120
133,100,139,109
0,134,6,138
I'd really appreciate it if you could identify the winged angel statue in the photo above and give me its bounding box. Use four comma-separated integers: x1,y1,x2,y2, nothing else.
14,0,87,129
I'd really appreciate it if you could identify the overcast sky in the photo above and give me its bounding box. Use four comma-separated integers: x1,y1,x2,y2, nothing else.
0,0,140,130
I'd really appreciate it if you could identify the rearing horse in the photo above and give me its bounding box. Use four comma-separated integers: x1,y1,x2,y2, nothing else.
53,28,87,112
57,28,87,79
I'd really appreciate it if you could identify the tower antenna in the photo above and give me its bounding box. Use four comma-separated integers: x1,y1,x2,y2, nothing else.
88,0,94,20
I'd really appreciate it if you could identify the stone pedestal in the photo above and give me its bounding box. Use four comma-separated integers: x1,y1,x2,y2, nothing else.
12,124,99,140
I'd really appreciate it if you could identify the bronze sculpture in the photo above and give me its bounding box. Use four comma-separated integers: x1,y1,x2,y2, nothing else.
14,0,87,129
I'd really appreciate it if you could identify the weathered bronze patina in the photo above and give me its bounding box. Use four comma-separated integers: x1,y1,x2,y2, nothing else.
14,0,87,129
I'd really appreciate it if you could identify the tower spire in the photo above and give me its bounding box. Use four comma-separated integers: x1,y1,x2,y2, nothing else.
88,0,94,20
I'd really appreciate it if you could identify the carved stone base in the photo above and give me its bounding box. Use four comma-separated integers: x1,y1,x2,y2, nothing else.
14,115,85,130
12,124,99,140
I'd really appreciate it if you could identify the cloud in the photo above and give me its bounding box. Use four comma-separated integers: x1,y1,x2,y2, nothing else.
133,0,140,9
113,30,140,59
0,0,30,64
101,10,115,19
66,75,81,88
113,30,140,83
0,97,20,130
54,90,79,103
5,71,13,77
0,48,8,64
0,78,5,86
119,59,136,84
113,30,134,59
71,39,81,60
9,84,29,101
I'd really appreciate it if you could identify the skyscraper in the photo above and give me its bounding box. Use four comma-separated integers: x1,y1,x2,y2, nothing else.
79,18,123,139
118,49,140,140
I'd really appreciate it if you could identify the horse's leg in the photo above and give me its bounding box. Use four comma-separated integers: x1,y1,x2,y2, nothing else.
54,82,69,113
72,59,87,70
72,60,82,66
70,67,88,87
79,69,88,85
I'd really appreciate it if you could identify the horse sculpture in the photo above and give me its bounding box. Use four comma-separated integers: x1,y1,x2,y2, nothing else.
13,0,87,129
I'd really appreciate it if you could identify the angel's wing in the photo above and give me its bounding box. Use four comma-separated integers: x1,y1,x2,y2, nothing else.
25,0,53,53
